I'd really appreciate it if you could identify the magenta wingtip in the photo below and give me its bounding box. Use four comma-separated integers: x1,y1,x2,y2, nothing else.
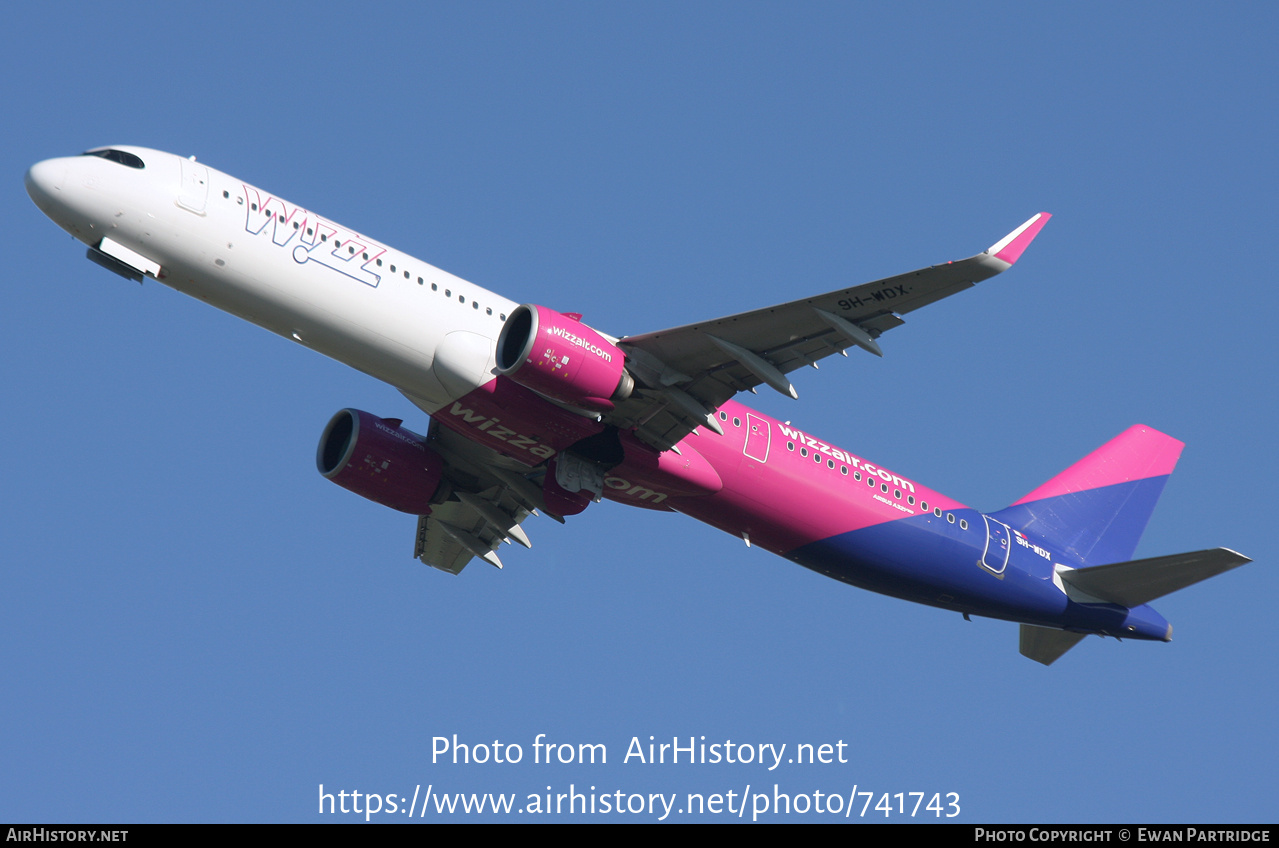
989,212,1052,265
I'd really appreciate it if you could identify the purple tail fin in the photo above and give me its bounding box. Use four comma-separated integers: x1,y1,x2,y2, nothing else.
990,425,1184,567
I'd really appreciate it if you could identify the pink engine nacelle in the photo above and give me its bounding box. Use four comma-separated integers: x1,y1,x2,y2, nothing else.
317,409,445,514
496,304,634,412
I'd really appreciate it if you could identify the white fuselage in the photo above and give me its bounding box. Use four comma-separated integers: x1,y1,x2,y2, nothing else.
27,146,506,411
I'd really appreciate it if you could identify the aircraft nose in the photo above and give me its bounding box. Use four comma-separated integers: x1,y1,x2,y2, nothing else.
25,158,65,212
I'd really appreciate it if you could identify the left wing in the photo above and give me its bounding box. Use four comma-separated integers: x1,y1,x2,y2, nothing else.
407,416,552,574
607,213,1051,450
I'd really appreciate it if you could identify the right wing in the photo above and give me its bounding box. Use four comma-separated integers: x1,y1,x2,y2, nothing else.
606,213,1051,450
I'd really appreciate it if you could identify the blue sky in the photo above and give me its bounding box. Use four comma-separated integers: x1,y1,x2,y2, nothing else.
3,2,1275,823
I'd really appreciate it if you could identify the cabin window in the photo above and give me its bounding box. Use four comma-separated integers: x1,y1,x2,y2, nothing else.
934,508,942,517
840,466,848,475
800,448,808,457
960,519,969,530
947,513,955,524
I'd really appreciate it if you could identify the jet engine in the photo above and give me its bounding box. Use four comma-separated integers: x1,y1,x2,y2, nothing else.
496,304,634,412
316,409,445,514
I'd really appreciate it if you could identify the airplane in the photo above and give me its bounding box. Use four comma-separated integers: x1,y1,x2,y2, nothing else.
25,145,1252,665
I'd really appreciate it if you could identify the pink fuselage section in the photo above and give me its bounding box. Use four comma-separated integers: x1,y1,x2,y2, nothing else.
436,379,964,559
658,399,966,554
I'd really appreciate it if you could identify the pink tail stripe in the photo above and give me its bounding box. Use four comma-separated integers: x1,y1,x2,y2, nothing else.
1011,424,1184,505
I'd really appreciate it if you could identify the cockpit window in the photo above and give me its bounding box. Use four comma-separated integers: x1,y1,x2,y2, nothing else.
82,149,145,169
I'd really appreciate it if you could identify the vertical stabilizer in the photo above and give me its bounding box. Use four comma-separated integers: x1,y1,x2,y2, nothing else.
990,425,1183,567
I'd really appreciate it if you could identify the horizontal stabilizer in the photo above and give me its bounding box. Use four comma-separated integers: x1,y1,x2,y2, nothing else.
1020,625,1087,666
1059,548,1252,609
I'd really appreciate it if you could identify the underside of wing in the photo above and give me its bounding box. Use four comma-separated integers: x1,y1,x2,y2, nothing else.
413,490,532,573
403,407,555,574
608,214,1051,450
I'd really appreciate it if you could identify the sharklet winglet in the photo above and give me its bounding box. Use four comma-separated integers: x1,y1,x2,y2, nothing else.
987,212,1051,265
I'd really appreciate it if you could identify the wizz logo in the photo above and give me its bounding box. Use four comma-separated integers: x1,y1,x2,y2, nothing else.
242,186,384,288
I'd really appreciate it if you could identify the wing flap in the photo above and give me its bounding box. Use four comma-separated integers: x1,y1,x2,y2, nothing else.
414,513,475,575
413,485,538,573
397,397,552,574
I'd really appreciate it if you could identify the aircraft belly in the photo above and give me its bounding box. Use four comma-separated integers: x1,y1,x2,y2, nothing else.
155,246,452,402
426,376,605,467
670,421,1095,628
790,514,1073,627
147,198,489,406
